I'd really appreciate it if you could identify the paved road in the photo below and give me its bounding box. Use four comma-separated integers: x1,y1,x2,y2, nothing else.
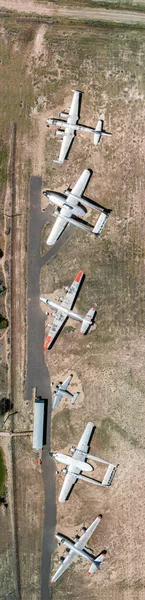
1,0,145,24
26,176,74,600
26,175,73,401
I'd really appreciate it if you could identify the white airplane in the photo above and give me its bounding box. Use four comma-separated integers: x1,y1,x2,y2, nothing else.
51,514,107,583
43,168,110,246
40,270,96,350
49,422,118,502
47,89,112,163
52,375,80,409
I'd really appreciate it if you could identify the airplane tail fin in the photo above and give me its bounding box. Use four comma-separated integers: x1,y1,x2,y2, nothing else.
72,392,79,406
94,119,103,145
102,463,118,486
88,551,107,575
93,212,109,236
81,308,96,334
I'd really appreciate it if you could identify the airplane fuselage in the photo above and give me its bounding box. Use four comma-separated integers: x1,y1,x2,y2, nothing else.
56,534,96,564
47,118,103,135
50,451,93,472
43,191,101,221
45,298,92,324
56,389,72,399
43,191,86,216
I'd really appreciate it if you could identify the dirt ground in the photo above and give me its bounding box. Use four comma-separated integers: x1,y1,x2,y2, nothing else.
3,0,145,23
0,14,145,600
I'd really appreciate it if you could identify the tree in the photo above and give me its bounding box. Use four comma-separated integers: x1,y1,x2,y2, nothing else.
0,398,12,415
0,314,8,329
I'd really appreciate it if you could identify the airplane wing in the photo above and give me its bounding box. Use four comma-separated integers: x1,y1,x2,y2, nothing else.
51,545,77,583
59,422,94,502
75,515,102,551
56,128,75,164
73,422,94,459
44,312,68,350
52,391,62,410
67,89,81,125
46,213,68,246
61,375,72,390
62,270,84,310
68,169,91,203
47,201,76,246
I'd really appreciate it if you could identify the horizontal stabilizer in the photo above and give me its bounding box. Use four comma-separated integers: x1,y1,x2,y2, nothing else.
94,119,103,145
93,212,108,236
53,160,64,164
88,551,107,575
81,308,96,334
102,463,118,486
72,392,79,405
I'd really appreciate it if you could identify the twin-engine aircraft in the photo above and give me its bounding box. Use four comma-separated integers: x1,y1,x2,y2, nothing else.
51,514,106,583
43,168,110,246
47,89,111,163
40,270,96,350
52,374,79,410
49,422,118,502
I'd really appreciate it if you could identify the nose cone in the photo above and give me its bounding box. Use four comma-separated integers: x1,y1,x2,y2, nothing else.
40,296,47,304
47,118,53,124
43,190,50,198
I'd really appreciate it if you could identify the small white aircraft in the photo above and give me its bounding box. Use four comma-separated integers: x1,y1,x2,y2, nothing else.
49,422,118,502
52,375,79,409
47,89,112,163
51,514,107,583
40,270,96,350
43,168,110,246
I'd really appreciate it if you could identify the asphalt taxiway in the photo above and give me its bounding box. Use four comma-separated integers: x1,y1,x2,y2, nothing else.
26,176,73,599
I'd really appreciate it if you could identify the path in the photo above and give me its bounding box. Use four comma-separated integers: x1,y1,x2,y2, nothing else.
1,0,145,24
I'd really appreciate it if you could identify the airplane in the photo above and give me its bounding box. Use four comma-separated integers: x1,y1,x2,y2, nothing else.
43,168,110,246
47,89,112,163
40,270,96,350
52,374,80,409
49,422,118,502
51,514,107,583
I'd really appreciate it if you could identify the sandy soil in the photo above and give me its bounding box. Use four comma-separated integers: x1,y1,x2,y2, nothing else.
1,15,145,600
2,0,145,24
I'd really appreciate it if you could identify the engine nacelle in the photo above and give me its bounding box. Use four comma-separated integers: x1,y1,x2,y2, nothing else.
64,189,70,196
81,527,87,534
52,311,56,316
56,129,64,136
74,535,80,542
53,209,60,216
69,446,75,453
61,467,68,474
74,204,86,217
59,112,68,118
59,556,65,564
64,549,70,555
64,286,69,292
58,297,64,302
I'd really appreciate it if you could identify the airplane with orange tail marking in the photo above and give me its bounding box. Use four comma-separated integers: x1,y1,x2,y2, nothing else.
40,270,96,350
51,514,107,584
